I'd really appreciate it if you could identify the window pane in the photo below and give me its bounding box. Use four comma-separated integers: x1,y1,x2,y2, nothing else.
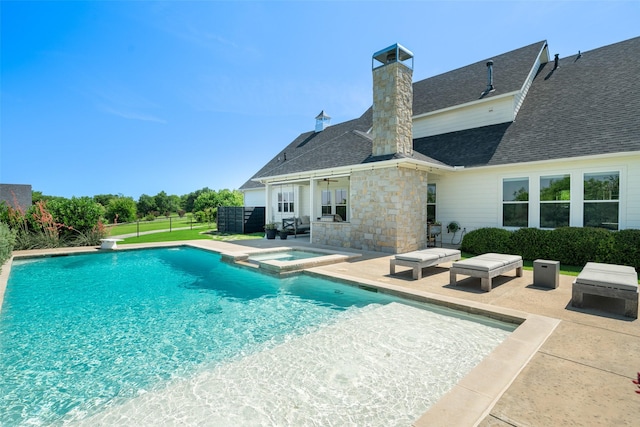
540,203,570,228
427,205,436,223
321,190,331,205
584,172,619,200
503,203,528,227
321,206,332,215
427,184,436,204
584,202,619,230
540,175,570,201
503,178,529,202
336,206,347,221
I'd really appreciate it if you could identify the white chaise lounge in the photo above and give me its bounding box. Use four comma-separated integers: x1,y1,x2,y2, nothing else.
390,248,461,280
450,253,523,292
572,262,639,318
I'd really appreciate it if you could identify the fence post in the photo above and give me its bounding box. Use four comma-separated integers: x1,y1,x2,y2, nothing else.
137,220,140,238
170,216,172,232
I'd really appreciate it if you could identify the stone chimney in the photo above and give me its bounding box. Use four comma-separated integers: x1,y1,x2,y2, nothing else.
372,43,414,157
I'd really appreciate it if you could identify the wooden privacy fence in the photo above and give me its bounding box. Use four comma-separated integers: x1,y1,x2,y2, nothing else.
217,206,265,234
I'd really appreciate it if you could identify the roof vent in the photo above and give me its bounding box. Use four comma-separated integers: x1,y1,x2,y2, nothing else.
315,110,331,132
553,54,559,70
486,60,495,92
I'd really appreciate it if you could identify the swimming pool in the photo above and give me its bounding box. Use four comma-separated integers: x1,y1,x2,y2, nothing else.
0,247,515,426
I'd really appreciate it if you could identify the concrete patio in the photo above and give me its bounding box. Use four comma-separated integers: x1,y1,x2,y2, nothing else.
3,237,639,426
191,237,640,426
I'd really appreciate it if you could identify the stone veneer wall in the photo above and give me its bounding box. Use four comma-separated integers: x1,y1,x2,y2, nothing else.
312,167,428,254
372,61,413,157
0,184,32,210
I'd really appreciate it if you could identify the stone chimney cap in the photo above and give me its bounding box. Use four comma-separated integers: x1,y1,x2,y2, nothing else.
372,43,414,69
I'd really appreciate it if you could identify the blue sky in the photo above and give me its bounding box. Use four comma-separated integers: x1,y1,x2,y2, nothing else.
1,1,638,200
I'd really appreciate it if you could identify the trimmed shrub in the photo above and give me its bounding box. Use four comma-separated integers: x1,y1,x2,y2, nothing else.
547,227,613,266
607,229,640,270
461,226,640,270
461,228,512,254
509,227,554,261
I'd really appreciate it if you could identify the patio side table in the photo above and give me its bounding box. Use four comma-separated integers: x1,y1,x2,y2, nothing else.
534,259,560,289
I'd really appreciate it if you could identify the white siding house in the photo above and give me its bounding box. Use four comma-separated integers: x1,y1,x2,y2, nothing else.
240,37,640,253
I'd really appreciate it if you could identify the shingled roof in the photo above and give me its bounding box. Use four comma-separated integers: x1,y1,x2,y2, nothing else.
414,36,640,167
241,37,639,190
412,41,546,115
240,110,372,189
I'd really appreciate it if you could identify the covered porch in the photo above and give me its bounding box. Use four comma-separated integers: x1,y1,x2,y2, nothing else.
262,174,351,236
258,161,441,254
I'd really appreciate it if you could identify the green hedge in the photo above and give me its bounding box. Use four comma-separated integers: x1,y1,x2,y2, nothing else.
459,228,512,255
0,222,16,267
461,227,640,270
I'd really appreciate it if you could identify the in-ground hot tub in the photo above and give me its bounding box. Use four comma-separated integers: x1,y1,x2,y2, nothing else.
221,247,361,273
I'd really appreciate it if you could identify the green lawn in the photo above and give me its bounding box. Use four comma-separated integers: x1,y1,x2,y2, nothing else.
120,229,264,244
107,217,211,236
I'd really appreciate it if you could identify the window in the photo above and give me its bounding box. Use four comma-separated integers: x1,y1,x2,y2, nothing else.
321,190,331,215
540,174,570,228
503,178,529,227
427,183,436,223
584,172,619,230
335,189,347,221
278,191,294,213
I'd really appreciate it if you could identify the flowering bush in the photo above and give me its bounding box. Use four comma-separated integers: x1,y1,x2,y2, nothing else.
6,198,107,250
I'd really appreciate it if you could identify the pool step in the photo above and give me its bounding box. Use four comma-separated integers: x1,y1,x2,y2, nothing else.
75,302,509,426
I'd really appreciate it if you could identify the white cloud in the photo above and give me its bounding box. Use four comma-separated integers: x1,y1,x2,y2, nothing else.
98,104,167,124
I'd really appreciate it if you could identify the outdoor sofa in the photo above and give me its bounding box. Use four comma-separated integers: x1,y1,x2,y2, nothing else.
450,253,523,292
571,262,639,318
282,216,311,235
390,248,461,280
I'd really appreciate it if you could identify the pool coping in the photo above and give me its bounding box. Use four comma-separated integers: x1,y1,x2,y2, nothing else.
0,242,560,426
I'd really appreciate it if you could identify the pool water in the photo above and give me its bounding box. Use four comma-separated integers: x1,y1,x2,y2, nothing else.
0,247,514,426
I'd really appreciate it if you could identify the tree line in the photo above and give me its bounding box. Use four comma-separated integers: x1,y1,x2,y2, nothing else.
29,187,244,224
0,187,244,252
